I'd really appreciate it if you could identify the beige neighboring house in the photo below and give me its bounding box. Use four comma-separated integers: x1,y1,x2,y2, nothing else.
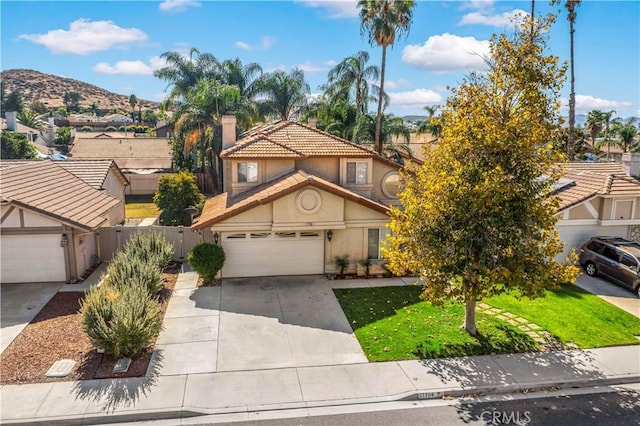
554,154,640,261
2,111,56,148
70,137,173,195
192,116,404,278
0,160,124,283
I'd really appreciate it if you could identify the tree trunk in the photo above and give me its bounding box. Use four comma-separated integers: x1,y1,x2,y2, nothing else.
567,11,576,161
375,45,387,155
464,298,477,335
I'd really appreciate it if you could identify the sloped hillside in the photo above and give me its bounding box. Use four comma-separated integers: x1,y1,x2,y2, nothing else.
1,69,158,111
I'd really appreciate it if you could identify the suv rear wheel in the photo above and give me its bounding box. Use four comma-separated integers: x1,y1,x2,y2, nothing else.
584,261,597,277
635,285,640,299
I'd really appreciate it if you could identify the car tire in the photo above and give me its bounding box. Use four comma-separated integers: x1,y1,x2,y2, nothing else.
635,285,640,299
584,262,597,277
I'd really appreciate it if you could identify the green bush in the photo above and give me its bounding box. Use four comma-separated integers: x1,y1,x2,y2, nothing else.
118,126,126,132
123,230,174,269
334,255,350,275
105,126,117,131
188,243,225,282
103,252,163,296
359,258,372,278
154,172,205,226
80,283,162,358
81,126,92,132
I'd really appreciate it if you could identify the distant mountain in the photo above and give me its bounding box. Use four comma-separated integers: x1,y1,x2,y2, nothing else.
0,69,158,112
401,115,428,123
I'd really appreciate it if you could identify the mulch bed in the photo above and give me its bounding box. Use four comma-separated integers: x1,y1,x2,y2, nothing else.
0,270,178,385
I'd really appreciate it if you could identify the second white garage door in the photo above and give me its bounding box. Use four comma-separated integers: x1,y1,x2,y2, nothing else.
221,231,324,278
1,234,66,283
555,224,630,261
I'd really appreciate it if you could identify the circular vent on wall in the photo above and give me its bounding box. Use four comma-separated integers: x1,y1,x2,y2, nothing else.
296,189,322,214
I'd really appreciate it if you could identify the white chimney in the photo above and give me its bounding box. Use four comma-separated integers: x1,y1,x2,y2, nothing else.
222,115,236,150
48,116,55,145
621,153,640,177
308,118,318,129
6,111,17,131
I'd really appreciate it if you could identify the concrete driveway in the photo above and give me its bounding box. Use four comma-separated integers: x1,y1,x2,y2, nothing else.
576,274,640,318
155,273,367,376
0,282,63,354
216,275,367,371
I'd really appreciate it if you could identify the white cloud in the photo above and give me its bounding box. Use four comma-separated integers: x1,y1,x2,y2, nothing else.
93,56,166,75
385,79,412,90
460,0,495,11
265,64,287,73
261,36,276,49
573,95,633,112
325,59,338,67
19,19,147,55
234,36,276,51
234,41,252,51
402,33,490,73
297,61,328,73
460,9,528,27
389,89,443,108
295,0,359,18
159,0,201,13
152,92,169,101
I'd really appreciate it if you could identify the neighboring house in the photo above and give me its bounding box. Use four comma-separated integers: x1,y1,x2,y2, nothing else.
0,160,123,283
70,137,173,195
2,111,56,147
191,116,404,278
554,153,640,261
103,114,133,123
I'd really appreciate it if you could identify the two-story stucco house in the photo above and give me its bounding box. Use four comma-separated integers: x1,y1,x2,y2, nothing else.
191,116,404,278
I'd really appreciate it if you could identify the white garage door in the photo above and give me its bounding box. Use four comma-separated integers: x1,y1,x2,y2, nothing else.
222,231,324,278
1,234,66,283
556,224,630,261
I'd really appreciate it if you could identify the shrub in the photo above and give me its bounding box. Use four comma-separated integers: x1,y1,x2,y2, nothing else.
154,172,205,226
105,126,117,131
81,126,92,132
118,126,126,132
188,243,225,282
103,252,163,296
359,258,372,278
123,230,174,269
80,283,162,358
334,255,350,275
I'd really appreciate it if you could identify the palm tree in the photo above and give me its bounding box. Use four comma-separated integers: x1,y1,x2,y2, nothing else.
256,68,310,120
16,109,45,130
358,0,415,154
602,110,616,159
219,58,263,127
173,79,241,193
129,94,138,123
89,102,100,117
611,118,638,153
417,105,443,141
354,113,412,164
586,109,605,148
153,48,220,107
553,0,582,160
326,51,380,118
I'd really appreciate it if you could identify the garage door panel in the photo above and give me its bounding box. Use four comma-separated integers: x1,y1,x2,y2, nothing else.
222,232,324,278
556,224,630,261
1,235,66,283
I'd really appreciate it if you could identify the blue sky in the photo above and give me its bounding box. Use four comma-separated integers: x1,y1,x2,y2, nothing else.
2,0,639,118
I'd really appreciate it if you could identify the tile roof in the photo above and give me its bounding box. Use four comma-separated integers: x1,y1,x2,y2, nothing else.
0,160,121,230
57,160,129,189
192,170,389,230
555,162,640,210
70,137,173,169
222,121,376,159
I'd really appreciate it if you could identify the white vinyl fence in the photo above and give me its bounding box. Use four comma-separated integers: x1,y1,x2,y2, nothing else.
97,225,213,262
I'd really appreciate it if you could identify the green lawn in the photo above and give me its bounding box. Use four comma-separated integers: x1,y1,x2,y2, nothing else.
125,195,160,219
335,285,640,362
486,285,640,348
335,286,538,361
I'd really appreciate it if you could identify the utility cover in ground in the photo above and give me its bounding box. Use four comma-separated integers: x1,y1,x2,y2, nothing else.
46,359,76,377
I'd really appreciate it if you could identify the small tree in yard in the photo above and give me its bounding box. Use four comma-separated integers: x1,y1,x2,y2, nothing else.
154,171,205,226
384,15,580,335
188,243,225,283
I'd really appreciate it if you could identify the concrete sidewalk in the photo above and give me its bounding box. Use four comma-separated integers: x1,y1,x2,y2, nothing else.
2,270,639,425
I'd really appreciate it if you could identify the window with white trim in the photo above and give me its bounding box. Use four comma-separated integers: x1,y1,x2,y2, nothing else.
367,228,390,259
346,161,368,184
237,162,258,183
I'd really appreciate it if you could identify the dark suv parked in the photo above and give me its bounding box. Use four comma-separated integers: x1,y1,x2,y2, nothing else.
579,236,640,298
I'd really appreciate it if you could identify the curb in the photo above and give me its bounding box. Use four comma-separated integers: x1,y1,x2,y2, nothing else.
4,375,639,425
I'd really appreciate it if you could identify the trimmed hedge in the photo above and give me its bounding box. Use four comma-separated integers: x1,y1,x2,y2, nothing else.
123,230,174,269
188,243,225,282
103,252,163,296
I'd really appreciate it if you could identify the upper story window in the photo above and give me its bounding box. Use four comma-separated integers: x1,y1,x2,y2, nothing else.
381,172,401,198
237,162,258,183
346,161,368,184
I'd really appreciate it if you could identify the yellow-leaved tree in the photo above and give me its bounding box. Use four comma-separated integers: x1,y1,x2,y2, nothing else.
384,15,580,335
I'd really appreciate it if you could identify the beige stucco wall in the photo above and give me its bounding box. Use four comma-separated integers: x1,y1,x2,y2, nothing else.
371,159,401,203
217,204,273,226
126,173,171,196
568,203,595,220
272,189,345,225
0,207,62,228
0,205,22,227
73,231,97,278
601,196,639,220
265,159,295,181
295,158,340,183
103,170,126,203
